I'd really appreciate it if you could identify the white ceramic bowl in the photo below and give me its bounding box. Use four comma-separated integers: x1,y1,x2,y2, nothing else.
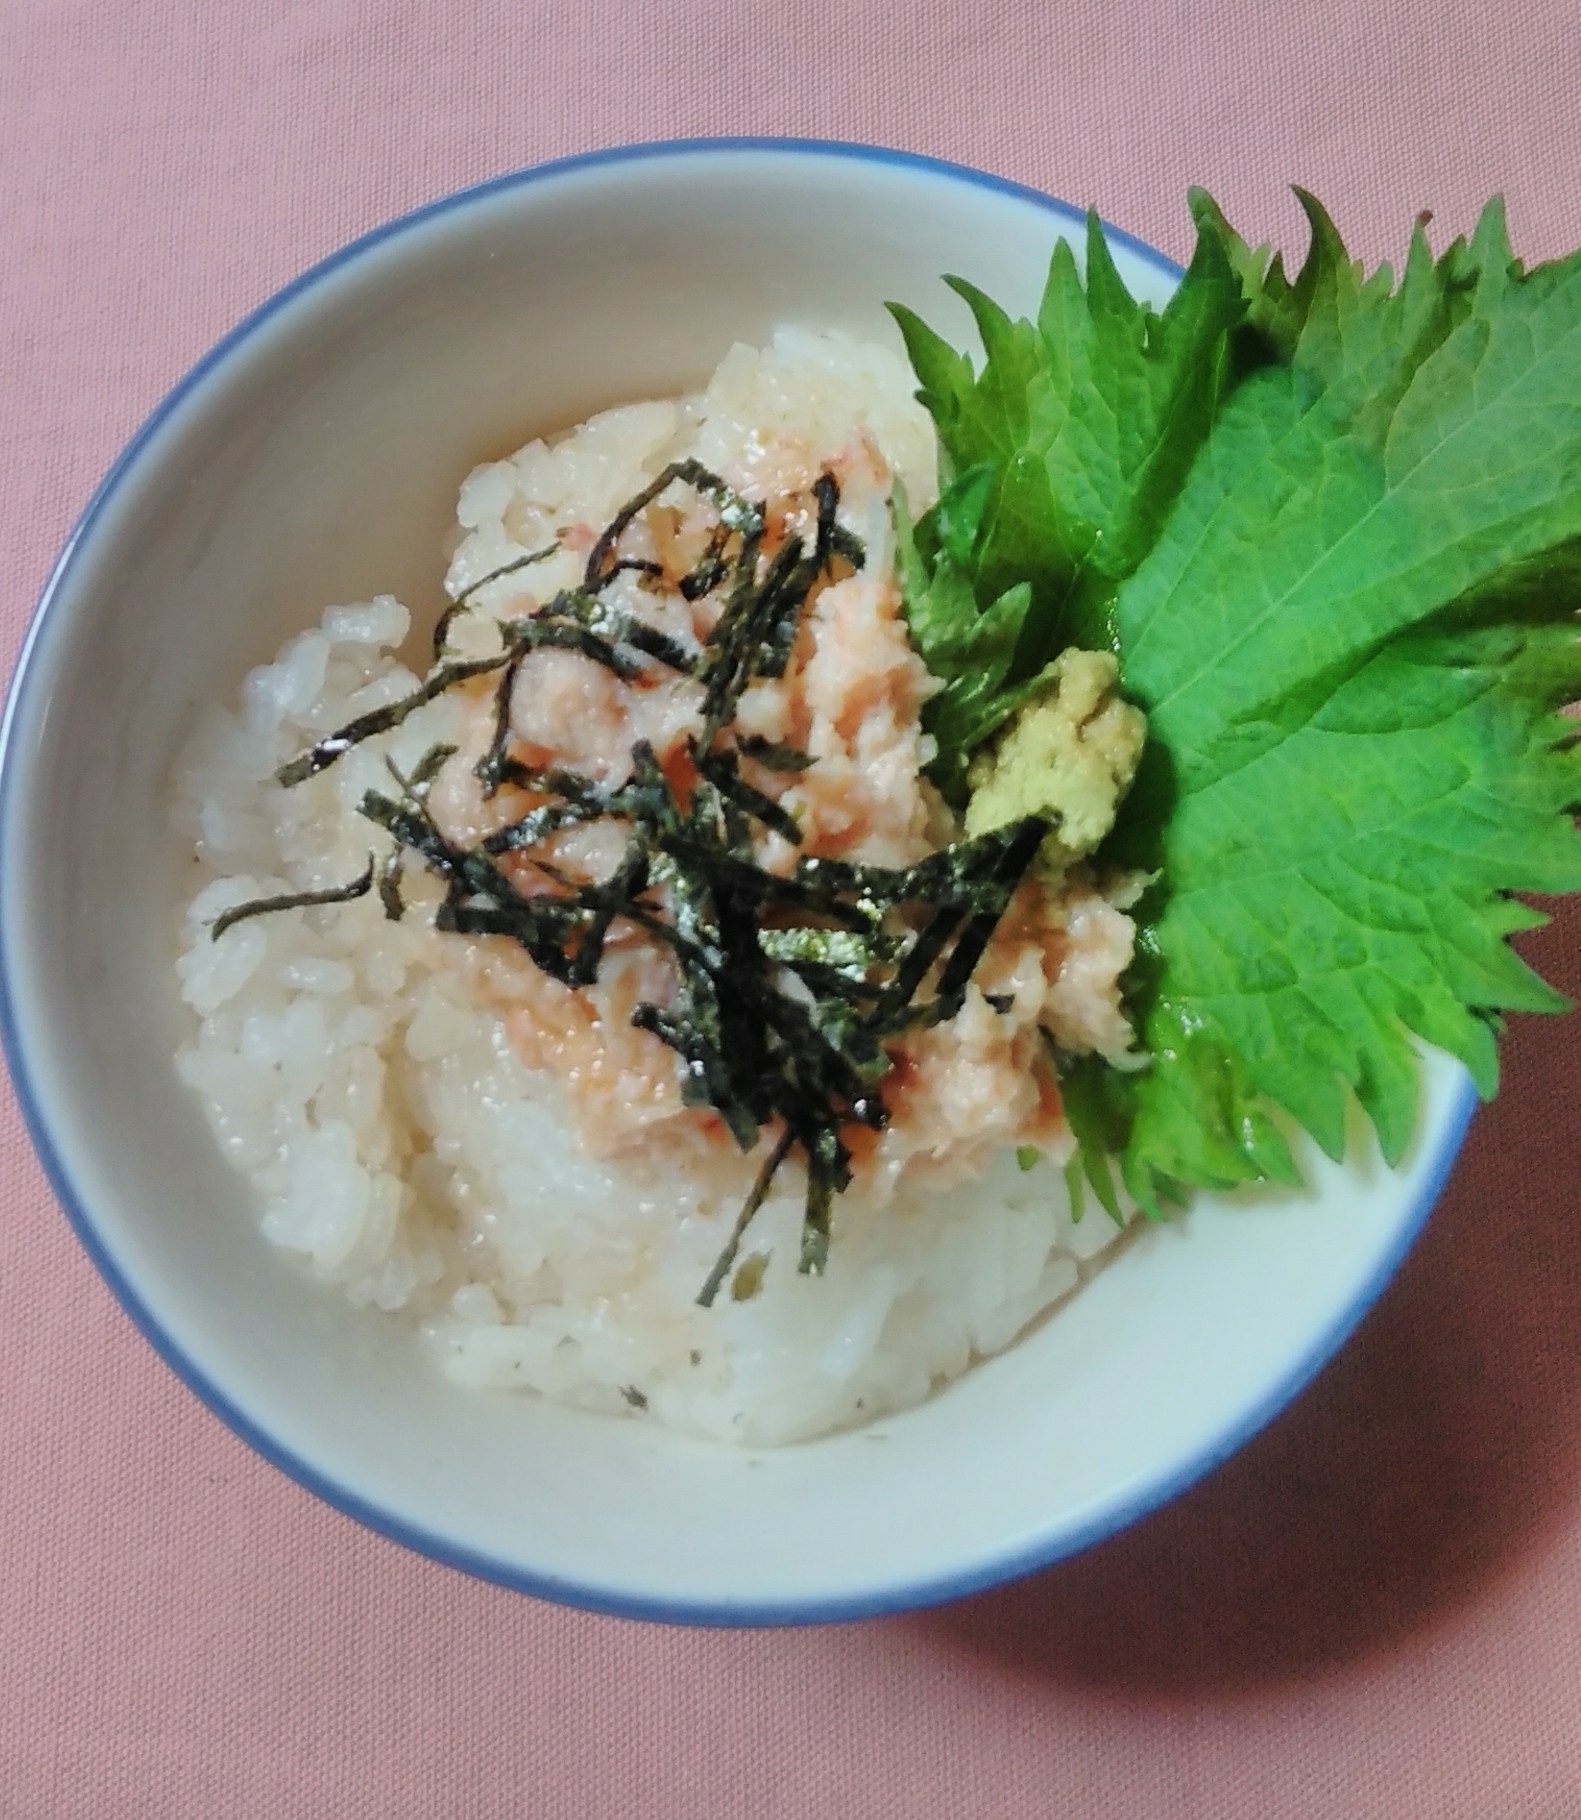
0,140,1476,1624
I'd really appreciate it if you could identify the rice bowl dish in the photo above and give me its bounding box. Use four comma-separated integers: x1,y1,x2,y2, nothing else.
16,139,1573,1619
172,331,1141,1447
166,154,1581,1477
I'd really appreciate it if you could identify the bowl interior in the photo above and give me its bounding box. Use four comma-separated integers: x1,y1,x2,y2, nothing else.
0,143,1475,1621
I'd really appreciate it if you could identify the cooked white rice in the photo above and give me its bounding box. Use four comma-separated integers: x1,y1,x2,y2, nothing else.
171,330,1126,1447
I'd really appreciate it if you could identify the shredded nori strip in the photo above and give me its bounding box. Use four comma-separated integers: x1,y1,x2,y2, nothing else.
474,650,528,798
277,655,513,787
378,849,405,921
567,831,652,988
696,1128,796,1307
830,525,866,570
798,1124,844,1277
931,818,1047,1008
678,522,734,601
372,741,458,921
756,926,900,974
736,735,813,773
281,594,688,795
483,799,601,854
398,742,459,796
806,469,865,574
434,543,559,660
593,557,665,591
693,744,802,845
584,459,762,595
686,472,867,759
210,857,375,940
751,534,818,681
696,533,820,745
511,616,645,680
535,588,695,673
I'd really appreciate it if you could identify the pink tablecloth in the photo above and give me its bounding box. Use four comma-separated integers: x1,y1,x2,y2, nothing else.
6,3,1581,1814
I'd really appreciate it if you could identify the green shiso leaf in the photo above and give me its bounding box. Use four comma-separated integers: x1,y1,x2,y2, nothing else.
891,481,1041,797
888,207,1248,720
896,187,1581,1212
1105,199,1581,1206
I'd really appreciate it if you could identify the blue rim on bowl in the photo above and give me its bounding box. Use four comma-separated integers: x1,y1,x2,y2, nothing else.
0,138,1481,1625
